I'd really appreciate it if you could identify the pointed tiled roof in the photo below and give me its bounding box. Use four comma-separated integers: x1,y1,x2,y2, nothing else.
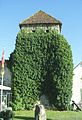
19,10,62,27
74,62,82,69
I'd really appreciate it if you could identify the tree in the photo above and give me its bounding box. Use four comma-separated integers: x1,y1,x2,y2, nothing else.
10,28,73,110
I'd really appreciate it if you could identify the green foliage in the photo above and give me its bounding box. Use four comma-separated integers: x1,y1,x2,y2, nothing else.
10,28,73,110
41,31,73,110
0,110,14,120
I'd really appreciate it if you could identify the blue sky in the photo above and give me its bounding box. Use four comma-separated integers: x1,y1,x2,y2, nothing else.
0,0,82,66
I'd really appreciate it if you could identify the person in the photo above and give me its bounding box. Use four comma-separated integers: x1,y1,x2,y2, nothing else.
35,105,40,120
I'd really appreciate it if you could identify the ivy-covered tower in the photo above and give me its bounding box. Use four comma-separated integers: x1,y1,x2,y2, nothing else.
9,10,74,111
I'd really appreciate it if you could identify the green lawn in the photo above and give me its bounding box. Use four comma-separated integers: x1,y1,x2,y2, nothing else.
14,110,82,120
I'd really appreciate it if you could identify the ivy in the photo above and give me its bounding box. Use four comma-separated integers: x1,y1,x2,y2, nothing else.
10,28,73,110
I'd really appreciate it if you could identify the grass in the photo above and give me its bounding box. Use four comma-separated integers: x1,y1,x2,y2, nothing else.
14,110,82,120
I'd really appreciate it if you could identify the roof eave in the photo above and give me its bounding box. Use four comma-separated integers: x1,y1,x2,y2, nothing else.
19,22,62,28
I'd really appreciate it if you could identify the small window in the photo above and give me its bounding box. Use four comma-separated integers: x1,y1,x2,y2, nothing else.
32,30,35,32
46,30,49,33
80,89,82,100
80,62,82,67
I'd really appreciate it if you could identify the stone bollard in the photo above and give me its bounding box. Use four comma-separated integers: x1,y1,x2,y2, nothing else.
39,105,46,120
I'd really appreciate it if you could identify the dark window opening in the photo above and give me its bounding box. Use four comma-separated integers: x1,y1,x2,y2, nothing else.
46,30,49,32
80,89,82,100
32,30,35,32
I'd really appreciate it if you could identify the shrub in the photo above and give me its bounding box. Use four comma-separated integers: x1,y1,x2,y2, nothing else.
0,110,14,120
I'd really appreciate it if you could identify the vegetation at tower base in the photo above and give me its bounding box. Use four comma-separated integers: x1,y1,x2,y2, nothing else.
10,28,73,110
